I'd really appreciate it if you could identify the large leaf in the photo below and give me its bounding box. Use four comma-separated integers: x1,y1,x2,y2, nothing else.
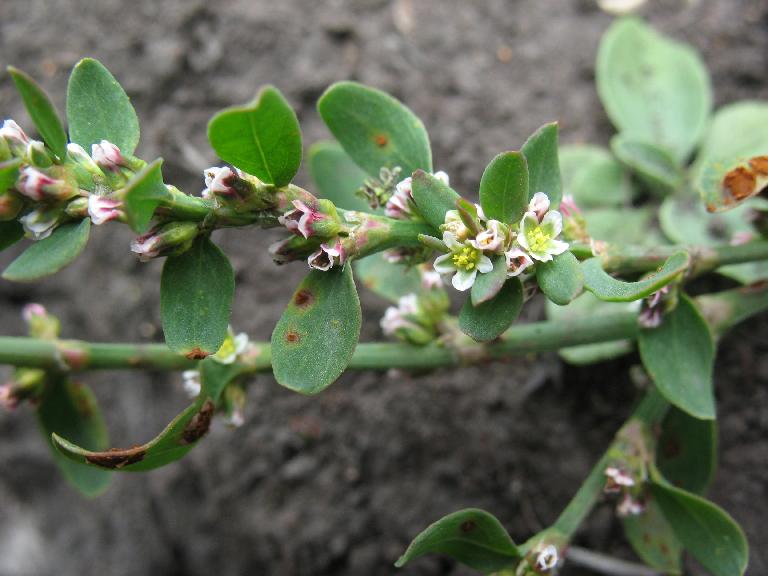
411,169,461,230
597,17,711,162
208,86,302,187
160,237,235,358
395,508,521,573
8,66,68,159
0,221,24,251
355,252,421,304
318,81,432,178
651,481,748,576
459,278,523,342
66,58,140,154
122,159,171,233
657,406,717,494
536,251,584,306
521,122,562,206
271,266,361,394
308,141,371,212
37,377,111,497
611,135,685,196
638,294,715,419
622,497,683,574
582,251,689,302
559,145,633,208
3,219,91,282
478,151,529,224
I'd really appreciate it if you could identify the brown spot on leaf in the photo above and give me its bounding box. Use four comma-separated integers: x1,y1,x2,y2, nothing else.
749,156,768,176
460,520,477,533
723,166,757,202
85,446,146,469
659,542,671,556
294,289,314,309
180,399,215,445
373,133,388,147
662,435,681,459
286,331,301,344
642,532,651,544
186,347,210,360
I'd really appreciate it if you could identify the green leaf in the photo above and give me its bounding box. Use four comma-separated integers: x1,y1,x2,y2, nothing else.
3,219,91,282
395,508,521,572
8,66,68,159
66,58,140,154
596,17,711,162
478,151,529,224
545,292,636,365
694,102,768,212
355,252,422,304
272,266,361,394
657,406,717,494
651,481,748,576
537,251,584,306
0,221,24,251
37,377,111,497
622,496,683,574
0,158,22,192
160,237,234,358
611,135,685,196
459,278,523,342
122,158,171,233
583,206,660,246
521,122,562,206
559,145,633,208
308,141,371,212
411,169,461,230
582,251,689,302
638,294,715,419
318,81,432,177
471,255,507,306
208,85,302,187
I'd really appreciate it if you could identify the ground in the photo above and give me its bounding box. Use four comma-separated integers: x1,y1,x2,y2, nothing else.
0,1,766,574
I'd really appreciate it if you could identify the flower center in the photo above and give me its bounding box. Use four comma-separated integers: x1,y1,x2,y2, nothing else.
528,226,551,252
452,246,480,271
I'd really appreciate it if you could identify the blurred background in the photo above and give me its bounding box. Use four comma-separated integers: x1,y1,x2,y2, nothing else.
1,0,767,574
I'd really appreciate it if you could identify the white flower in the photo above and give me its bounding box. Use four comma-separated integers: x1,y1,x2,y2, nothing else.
617,494,645,517
88,195,123,225
385,171,450,220
421,269,443,290
91,140,124,172
202,166,237,198
226,406,245,428
470,219,505,253
517,210,569,262
604,466,635,493
214,329,249,364
182,370,202,398
528,192,551,222
380,305,419,337
22,303,47,325
67,143,102,173
308,239,346,271
19,207,61,240
535,545,559,572
433,231,493,291
504,247,534,277
0,119,29,149
597,0,646,16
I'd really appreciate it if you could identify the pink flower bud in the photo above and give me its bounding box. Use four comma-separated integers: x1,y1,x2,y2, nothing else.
559,194,581,219
307,239,346,271
421,269,443,290
278,200,326,239
22,303,47,325
0,383,18,411
0,119,30,151
19,207,62,240
202,166,238,198
617,494,645,517
528,192,550,222
16,167,64,201
130,222,199,262
504,247,534,277
604,466,635,493
91,140,124,171
470,220,505,253
385,177,414,219
88,194,123,225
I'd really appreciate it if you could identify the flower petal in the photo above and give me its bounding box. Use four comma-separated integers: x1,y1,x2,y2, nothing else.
477,255,494,274
433,254,456,274
442,231,461,250
541,210,563,238
548,239,569,256
452,268,477,291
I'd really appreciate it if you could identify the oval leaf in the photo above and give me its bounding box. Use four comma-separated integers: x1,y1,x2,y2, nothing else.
522,122,562,206
355,252,422,304
479,151,529,225
597,17,711,162
651,482,748,576
66,58,140,155
622,497,683,574
639,294,715,420
8,66,68,159
38,377,111,497
160,237,235,358
611,135,685,196
123,159,171,233
411,169,461,231
208,85,302,187
537,251,584,306
3,218,91,282
560,145,633,208
395,508,520,572
657,406,717,495
459,278,523,342
271,266,362,394
582,251,689,302
318,81,432,177
471,255,507,306
308,141,371,212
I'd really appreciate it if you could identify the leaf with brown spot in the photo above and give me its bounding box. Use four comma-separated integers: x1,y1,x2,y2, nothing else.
623,496,683,574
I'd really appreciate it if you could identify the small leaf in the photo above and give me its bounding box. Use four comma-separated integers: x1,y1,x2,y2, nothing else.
122,159,171,233
395,508,521,572
66,58,140,154
308,141,371,212
622,496,683,574
208,85,302,187
639,294,715,419
37,377,111,497
478,151,529,224
160,237,235,358
0,158,23,192
582,251,689,302
657,406,717,494
537,251,584,306
459,278,523,342
597,17,711,162
611,135,685,196
411,169,461,231
3,219,91,282
355,252,422,303
471,255,507,306
0,221,24,251
651,481,748,576
272,266,362,394
559,145,633,208
8,66,68,159
318,81,432,177
521,122,562,206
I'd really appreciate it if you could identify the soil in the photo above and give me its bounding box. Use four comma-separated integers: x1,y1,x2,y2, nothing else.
1,1,767,575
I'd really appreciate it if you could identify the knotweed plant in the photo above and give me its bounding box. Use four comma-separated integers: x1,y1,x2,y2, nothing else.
1,15,767,576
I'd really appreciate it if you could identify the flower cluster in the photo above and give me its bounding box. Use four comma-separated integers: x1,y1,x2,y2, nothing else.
385,170,449,220
380,269,449,345
603,465,645,517
432,192,568,291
